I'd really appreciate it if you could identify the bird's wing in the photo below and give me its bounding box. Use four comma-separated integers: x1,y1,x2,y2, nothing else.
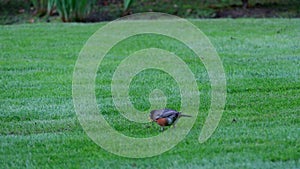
150,109,164,120
158,109,179,118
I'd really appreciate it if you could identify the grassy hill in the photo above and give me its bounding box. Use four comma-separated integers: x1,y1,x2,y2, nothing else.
0,18,299,168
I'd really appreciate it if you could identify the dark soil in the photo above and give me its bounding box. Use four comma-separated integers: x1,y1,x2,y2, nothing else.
215,3,300,18
215,6,277,18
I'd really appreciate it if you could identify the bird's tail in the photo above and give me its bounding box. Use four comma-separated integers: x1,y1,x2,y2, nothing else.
179,113,192,118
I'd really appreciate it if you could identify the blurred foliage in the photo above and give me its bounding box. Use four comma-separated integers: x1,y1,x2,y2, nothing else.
0,0,31,24
0,0,299,24
29,0,97,22
55,0,97,22
124,0,132,10
30,0,48,16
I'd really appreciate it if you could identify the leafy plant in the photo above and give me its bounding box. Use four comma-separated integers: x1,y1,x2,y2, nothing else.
47,0,56,15
30,0,47,16
124,0,132,10
30,0,96,22
55,0,97,22
30,0,56,16
30,0,133,22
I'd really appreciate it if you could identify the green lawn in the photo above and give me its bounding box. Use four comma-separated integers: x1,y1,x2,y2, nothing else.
1,19,299,168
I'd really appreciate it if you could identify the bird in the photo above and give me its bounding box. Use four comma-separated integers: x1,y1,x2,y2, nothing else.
149,109,192,131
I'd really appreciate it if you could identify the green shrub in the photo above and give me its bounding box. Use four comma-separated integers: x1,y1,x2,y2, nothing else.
30,0,55,17
30,0,131,22
124,0,132,10
55,0,97,22
30,0,96,22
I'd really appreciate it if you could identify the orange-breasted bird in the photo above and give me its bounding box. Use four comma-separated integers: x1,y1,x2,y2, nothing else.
149,109,192,131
